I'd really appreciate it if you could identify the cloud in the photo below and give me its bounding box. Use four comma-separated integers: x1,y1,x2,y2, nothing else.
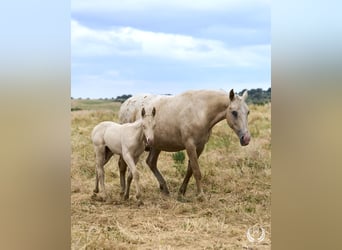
71,20,270,67
72,0,270,13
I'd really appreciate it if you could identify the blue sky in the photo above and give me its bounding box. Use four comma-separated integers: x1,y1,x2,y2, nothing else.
71,0,270,98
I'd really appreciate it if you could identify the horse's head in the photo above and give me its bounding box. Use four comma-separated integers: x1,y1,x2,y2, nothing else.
226,89,250,146
141,106,156,147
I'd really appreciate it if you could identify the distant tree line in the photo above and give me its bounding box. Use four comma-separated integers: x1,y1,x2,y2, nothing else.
113,89,271,105
72,88,271,105
239,87,271,105
114,94,132,103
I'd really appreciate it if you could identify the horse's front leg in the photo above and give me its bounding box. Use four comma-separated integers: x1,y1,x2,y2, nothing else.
184,142,206,201
146,148,170,195
123,152,143,205
179,144,205,196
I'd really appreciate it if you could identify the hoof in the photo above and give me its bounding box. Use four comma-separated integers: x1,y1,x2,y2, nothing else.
162,190,170,196
105,197,113,205
93,189,99,194
91,193,105,202
177,194,190,203
159,185,170,195
119,191,125,198
137,200,144,206
196,193,207,202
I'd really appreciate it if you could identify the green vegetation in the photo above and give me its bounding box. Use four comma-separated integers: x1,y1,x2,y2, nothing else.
239,87,271,105
72,87,271,109
172,151,187,176
115,94,132,103
172,151,186,164
71,98,121,112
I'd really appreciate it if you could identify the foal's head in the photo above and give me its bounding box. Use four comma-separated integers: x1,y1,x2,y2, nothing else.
226,89,251,146
141,106,156,146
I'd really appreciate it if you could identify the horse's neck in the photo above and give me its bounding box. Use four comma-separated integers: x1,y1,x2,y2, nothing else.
206,93,229,130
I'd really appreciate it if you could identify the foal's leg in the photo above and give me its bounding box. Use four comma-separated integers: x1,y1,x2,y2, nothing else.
118,155,127,198
179,145,204,197
123,152,142,204
124,168,133,200
93,146,108,201
146,148,170,195
94,168,99,194
93,146,103,194
94,146,113,194
103,147,114,203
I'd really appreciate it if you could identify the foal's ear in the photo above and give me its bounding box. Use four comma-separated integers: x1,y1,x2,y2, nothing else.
242,90,248,101
229,89,235,101
152,107,156,117
141,107,146,117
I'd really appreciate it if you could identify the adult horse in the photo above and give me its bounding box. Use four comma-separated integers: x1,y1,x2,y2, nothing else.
119,89,250,200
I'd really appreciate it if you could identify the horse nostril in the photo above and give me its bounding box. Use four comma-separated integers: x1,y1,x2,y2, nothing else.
239,134,250,146
146,138,153,146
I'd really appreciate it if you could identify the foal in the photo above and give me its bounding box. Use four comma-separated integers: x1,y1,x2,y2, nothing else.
91,107,156,204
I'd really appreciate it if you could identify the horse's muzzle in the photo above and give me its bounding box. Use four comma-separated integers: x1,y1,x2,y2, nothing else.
146,137,154,147
240,133,250,146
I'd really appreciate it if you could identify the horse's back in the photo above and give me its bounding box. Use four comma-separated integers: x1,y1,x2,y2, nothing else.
91,121,116,145
118,90,229,151
119,94,157,123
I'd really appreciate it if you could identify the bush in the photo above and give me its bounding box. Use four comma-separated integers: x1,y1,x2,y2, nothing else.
71,107,82,111
172,151,185,164
172,151,186,176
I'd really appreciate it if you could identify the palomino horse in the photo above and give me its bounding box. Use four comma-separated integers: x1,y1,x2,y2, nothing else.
91,107,156,204
119,89,250,200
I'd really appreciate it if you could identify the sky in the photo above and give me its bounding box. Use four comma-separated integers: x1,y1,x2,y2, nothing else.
71,0,270,98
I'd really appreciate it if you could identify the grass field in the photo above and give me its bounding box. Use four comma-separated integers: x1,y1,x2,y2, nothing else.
71,99,271,249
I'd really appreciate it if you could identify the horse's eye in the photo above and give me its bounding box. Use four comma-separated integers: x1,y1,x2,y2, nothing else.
232,111,238,118
247,110,250,115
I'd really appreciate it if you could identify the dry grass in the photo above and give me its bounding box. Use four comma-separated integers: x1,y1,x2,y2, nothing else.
71,101,271,249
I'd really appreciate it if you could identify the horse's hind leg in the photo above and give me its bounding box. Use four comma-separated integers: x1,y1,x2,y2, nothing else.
146,148,170,195
104,146,113,164
118,155,128,198
93,146,108,201
93,146,112,194
103,147,113,202
93,146,102,194
124,169,133,201
94,167,99,194
178,162,192,196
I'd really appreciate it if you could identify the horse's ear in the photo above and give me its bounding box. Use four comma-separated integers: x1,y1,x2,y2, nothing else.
152,107,156,117
242,90,248,101
229,89,235,101
141,107,146,117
